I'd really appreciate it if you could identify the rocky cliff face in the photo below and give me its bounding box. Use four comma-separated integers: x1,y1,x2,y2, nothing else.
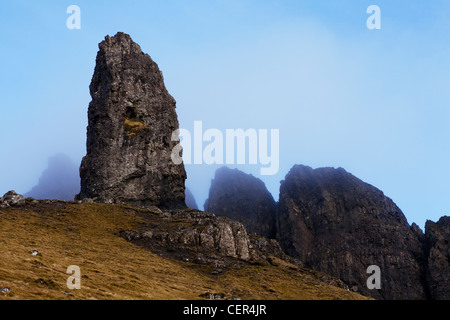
204,167,277,239
276,165,428,300
185,188,198,210
76,32,186,209
425,216,450,299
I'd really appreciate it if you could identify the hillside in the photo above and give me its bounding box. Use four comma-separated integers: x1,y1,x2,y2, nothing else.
0,201,368,300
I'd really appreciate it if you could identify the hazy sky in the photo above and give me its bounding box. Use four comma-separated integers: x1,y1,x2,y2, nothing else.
1,0,449,229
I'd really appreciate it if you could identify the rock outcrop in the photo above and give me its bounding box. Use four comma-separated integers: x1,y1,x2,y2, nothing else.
276,165,427,300
121,209,251,267
120,207,304,270
25,154,80,201
425,216,450,299
0,191,26,207
76,32,186,209
185,188,198,210
204,167,276,239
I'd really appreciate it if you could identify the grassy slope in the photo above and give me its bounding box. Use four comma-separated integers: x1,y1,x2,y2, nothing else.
0,202,368,300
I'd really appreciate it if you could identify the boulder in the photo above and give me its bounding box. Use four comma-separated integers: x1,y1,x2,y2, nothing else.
425,216,450,299
1,191,26,206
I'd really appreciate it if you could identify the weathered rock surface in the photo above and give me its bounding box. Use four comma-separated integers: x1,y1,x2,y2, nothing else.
120,207,303,269
25,154,80,201
122,209,249,267
276,164,427,300
425,216,450,300
204,167,276,239
0,191,26,207
76,32,186,209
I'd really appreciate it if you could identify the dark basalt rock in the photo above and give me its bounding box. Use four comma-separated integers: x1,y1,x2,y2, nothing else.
425,216,450,300
76,32,186,209
276,164,427,300
204,167,276,239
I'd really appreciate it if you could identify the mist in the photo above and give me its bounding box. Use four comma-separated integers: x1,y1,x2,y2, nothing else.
1,1,449,230
24,153,80,201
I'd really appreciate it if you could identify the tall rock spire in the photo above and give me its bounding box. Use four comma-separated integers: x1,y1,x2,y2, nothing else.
76,32,186,209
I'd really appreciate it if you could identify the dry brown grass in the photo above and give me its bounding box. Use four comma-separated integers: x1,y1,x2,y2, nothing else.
0,202,369,300
123,118,150,136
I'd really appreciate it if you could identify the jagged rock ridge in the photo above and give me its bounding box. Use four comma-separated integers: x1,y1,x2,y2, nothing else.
204,167,276,239
276,165,428,300
76,32,186,209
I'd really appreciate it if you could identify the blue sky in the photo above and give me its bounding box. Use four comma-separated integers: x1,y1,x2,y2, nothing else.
1,0,449,229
